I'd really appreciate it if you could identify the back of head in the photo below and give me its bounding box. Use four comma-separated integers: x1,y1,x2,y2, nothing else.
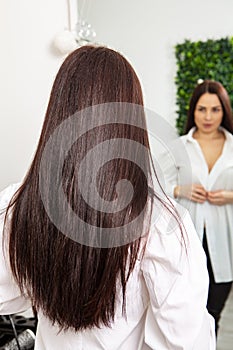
6,46,153,330
46,45,143,118
185,80,233,133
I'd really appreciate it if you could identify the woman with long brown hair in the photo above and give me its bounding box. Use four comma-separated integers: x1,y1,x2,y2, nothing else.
0,46,215,349
161,80,233,336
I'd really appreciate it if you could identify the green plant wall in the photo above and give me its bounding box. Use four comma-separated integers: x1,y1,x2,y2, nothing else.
175,37,233,135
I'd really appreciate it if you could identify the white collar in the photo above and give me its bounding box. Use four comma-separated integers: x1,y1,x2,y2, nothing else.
186,126,232,143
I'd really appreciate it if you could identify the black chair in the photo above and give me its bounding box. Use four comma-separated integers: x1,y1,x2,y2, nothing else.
0,314,37,349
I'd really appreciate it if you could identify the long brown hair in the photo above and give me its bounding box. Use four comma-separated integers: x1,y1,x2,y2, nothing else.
185,80,233,134
4,46,178,331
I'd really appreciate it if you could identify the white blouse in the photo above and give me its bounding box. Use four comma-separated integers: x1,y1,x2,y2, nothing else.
159,127,233,283
0,184,215,349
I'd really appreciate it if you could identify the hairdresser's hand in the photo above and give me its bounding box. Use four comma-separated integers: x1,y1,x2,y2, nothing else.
207,190,233,205
174,184,207,203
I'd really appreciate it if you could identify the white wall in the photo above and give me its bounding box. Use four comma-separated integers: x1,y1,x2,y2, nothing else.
1,0,233,190
0,0,68,191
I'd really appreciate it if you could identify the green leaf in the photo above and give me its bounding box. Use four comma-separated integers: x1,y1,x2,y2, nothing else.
174,36,233,134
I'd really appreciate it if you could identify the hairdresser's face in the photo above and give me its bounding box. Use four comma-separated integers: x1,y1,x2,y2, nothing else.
194,93,223,134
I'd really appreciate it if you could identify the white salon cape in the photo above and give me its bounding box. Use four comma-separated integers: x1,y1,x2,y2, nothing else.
0,184,215,349
159,127,233,283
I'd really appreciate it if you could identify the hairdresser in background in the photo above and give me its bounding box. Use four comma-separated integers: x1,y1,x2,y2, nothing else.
160,80,233,336
0,46,215,349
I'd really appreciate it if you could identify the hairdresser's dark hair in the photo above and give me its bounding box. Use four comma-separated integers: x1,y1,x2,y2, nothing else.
185,80,233,134
5,45,155,330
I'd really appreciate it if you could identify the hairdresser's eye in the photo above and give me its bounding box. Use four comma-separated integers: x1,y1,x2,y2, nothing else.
212,107,222,113
197,106,205,112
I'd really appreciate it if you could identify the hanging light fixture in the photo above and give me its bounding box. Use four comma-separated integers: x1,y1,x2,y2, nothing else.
53,0,96,55
75,20,96,45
